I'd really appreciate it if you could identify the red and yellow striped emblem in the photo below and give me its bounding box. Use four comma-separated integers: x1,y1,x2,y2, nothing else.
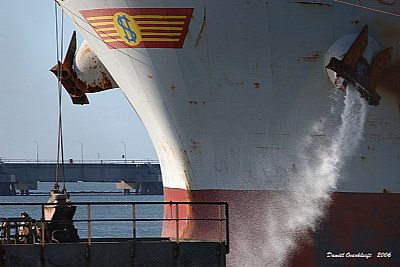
80,8,193,49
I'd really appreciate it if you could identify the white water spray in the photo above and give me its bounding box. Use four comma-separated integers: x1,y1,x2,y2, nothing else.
235,86,368,267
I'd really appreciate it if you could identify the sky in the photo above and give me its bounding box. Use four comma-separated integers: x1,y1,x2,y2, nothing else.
0,2,157,161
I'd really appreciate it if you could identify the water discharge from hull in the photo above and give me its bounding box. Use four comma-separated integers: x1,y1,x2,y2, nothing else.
239,87,367,267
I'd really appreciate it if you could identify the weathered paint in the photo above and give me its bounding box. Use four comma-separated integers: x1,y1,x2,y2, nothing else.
164,187,400,267
74,40,118,93
57,0,400,266
58,0,400,191
50,32,117,104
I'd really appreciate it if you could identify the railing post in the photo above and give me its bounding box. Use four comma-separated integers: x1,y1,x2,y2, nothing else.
175,203,179,244
40,204,45,266
218,204,222,245
4,221,10,242
41,204,45,246
132,204,136,240
225,203,230,254
87,204,91,246
14,221,19,243
169,202,173,221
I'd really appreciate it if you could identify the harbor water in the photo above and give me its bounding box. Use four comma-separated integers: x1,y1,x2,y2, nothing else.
0,182,164,239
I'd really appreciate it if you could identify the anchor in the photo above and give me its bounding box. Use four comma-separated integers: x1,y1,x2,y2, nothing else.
325,25,392,106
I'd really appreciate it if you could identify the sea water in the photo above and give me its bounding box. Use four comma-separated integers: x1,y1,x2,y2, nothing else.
0,182,164,239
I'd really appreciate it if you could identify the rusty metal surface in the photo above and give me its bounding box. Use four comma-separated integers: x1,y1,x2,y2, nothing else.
50,32,117,105
379,60,400,96
342,25,369,69
324,25,397,106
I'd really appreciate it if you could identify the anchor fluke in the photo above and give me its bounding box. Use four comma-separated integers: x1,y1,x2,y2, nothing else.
325,25,392,106
50,31,117,105
50,31,89,105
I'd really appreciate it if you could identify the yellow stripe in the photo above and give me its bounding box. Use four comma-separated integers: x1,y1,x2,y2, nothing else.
139,26,183,31
100,33,120,37
104,37,180,43
104,38,124,43
95,27,117,32
136,21,184,25
91,21,114,26
133,15,186,19
142,38,180,42
86,16,113,21
141,32,182,36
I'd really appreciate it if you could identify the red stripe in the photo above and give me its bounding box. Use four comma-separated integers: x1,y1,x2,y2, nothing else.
140,29,181,32
141,35,181,39
136,23,183,27
134,18,186,22
81,8,193,17
96,30,117,34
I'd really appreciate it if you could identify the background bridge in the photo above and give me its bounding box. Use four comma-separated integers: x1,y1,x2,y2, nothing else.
0,159,162,195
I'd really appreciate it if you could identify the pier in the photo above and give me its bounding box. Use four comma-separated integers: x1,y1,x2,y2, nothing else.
0,159,162,195
0,201,229,267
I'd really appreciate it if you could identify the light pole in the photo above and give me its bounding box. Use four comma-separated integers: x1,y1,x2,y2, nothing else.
34,141,39,163
121,141,127,164
79,141,84,164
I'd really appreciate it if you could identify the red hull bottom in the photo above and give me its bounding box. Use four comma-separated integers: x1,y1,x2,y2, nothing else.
163,188,400,267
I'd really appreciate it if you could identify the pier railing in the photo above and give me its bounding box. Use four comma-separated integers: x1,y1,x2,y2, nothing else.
0,159,159,165
0,201,229,253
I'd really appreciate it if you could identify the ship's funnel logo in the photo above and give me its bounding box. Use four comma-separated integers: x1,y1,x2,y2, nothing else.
81,8,193,49
113,12,142,47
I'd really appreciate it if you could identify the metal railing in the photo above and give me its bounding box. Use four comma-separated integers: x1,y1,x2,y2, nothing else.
0,159,160,165
0,201,229,253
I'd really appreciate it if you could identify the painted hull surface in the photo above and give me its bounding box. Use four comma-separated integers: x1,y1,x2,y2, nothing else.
59,0,400,266
163,188,400,266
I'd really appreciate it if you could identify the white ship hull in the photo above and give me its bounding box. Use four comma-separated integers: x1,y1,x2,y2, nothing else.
59,0,400,265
